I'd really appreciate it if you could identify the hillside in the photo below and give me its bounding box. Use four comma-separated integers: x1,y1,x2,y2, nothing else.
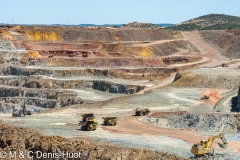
168,14,240,30
201,30,240,58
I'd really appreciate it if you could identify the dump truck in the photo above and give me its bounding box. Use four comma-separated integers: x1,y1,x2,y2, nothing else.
48,54,54,58
191,133,228,157
135,107,150,116
102,116,118,125
68,54,75,57
81,113,95,122
80,120,98,131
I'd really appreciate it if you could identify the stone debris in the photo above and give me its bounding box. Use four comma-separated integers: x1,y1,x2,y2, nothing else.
0,120,187,160
147,112,240,134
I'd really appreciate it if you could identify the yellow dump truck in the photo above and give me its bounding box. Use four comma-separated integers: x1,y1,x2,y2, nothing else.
81,113,95,122
102,116,118,125
81,120,98,131
135,108,150,116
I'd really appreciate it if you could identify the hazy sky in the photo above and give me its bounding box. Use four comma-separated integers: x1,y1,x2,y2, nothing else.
1,0,240,25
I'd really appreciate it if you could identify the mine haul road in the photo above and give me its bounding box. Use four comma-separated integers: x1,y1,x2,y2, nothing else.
101,113,240,155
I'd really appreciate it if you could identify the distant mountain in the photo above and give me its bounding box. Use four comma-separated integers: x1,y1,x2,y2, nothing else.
168,14,240,30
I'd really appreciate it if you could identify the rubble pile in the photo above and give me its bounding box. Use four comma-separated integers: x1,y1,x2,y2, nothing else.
0,121,187,160
167,113,240,133
147,113,240,134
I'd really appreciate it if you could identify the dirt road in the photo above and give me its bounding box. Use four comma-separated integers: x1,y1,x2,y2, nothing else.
136,73,176,94
182,31,230,67
131,39,186,47
102,114,240,155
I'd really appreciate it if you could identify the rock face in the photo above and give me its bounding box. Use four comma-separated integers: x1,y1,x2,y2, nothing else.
0,87,85,112
0,76,145,94
92,81,144,94
236,86,240,112
7,66,175,81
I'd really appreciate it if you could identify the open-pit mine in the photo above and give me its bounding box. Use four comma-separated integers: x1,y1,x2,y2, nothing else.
0,25,240,160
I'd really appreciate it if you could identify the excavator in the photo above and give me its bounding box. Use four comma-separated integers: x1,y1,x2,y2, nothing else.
191,133,228,157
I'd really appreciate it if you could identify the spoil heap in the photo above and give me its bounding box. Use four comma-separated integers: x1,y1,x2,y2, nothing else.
0,121,187,160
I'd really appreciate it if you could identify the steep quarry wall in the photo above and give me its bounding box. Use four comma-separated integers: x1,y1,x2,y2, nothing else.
0,87,85,111
22,42,101,51
7,67,176,81
0,41,22,50
26,30,62,41
0,30,12,40
37,56,198,67
39,57,165,67
235,86,240,112
0,97,84,112
92,81,144,94
0,54,165,67
102,43,154,57
0,76,145,95
23,40,199,58
0,99,57,113
0,52,40,66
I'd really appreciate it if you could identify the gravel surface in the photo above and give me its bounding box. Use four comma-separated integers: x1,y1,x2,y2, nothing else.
97,134,193,158
225,133,240,142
